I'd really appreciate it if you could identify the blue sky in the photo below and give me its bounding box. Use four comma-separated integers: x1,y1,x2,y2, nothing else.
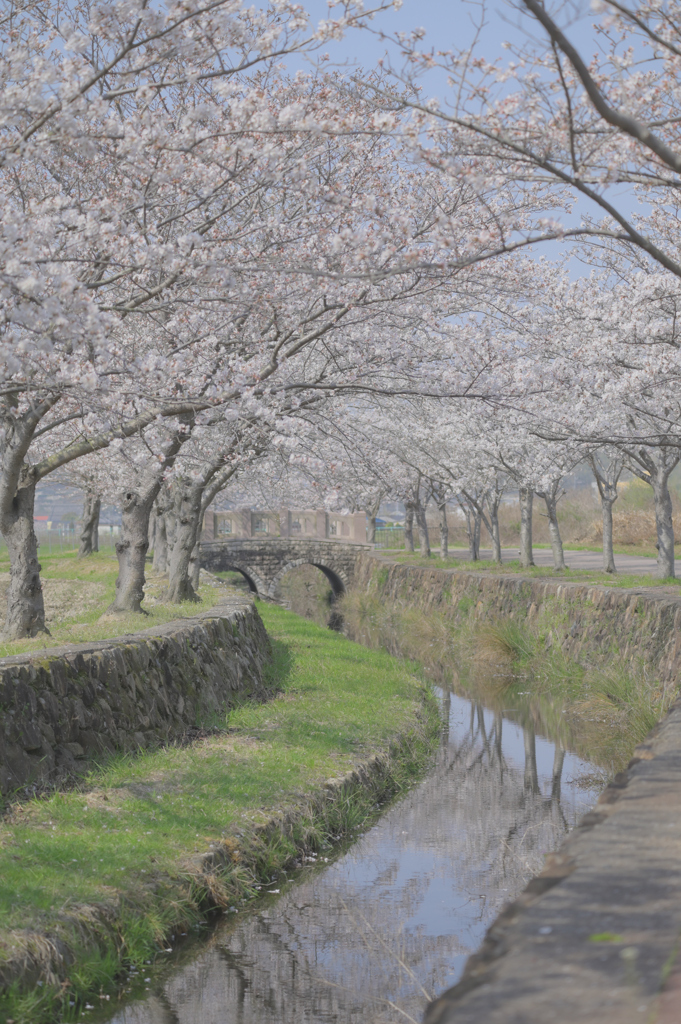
299,0,602,83
275,0,650,279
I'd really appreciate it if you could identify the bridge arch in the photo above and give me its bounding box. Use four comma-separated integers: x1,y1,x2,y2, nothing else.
218,563,269,597
267,558,348,600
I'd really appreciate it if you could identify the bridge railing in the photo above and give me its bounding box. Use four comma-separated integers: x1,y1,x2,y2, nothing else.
202,508,368,544
374,526,406,549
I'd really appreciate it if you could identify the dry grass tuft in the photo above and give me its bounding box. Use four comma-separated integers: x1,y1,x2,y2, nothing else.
472,621,536,664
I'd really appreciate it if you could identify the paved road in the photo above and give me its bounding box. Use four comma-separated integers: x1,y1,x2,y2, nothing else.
442,546,680,576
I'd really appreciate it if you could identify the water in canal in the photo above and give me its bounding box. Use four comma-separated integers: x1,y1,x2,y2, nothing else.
105,688,603,1024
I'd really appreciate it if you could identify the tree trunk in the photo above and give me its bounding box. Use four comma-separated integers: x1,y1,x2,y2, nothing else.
366,495,382,544
438,500,449,559
544,493,566,570
0,473,48,638
416,501,430,557
165,509,178,553
602,497,617,573
519,487,534,567
474,511,481,560
109,490,154,613
166,483,203,603
490,504,502,563
653,474,675,578
404,503,414,551
78,493,100,557
147,512,156,553
152,512,168,572
464,505,479,561
189,541,201,593
588,455,623,575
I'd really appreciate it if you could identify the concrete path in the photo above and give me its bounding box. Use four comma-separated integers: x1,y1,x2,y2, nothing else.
443,546,680,575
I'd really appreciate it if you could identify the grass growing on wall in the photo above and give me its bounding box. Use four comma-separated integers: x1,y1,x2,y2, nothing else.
340,585,673,772
382,551,681,589
0,604,439,1024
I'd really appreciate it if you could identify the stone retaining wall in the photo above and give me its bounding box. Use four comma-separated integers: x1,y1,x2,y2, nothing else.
356,554,681,693
0,595,271,800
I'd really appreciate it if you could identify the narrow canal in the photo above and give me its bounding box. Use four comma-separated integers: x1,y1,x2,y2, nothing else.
105,685,602,1024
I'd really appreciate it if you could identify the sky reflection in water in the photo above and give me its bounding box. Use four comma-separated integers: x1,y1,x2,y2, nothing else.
108,690,602,1024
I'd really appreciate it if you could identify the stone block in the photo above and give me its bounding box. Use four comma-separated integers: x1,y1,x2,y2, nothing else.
21,722,43,753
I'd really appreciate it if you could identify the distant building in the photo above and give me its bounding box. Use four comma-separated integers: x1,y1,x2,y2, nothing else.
202,508,367,544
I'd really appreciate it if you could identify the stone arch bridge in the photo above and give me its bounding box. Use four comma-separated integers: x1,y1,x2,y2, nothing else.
200,538,371,600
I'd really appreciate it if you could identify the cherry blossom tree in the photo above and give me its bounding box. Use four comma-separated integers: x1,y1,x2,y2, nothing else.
360,0,681,280
517,262,681,577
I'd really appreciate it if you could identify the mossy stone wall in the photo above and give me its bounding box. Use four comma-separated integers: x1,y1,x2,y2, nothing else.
355,554,681,691
0,596,270,799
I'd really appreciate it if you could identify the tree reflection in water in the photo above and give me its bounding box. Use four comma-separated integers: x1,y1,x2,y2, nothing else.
108,692,602,1024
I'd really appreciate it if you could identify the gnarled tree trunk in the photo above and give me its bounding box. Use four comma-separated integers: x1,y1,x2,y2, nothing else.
519,487,534,568
166,483,203,603
0,472,48,638
78,493,100,557
152,510,168,572
109,490,155,613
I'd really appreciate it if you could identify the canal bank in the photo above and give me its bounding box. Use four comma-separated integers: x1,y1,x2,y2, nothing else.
93,550,681,1024
5,549,681,1024
424,693,681,1024
97,687,604,1024
0,600,439,1024
343,553,681,1023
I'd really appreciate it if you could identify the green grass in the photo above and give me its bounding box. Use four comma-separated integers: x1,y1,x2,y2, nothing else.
382,551,681,588
0,604,439,1023
383,540,681,561
0,551,225,658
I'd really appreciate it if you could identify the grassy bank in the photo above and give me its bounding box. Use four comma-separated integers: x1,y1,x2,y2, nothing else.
0,604,439,1024
381,551,681,589
0,551,225,659
340,582,673,774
